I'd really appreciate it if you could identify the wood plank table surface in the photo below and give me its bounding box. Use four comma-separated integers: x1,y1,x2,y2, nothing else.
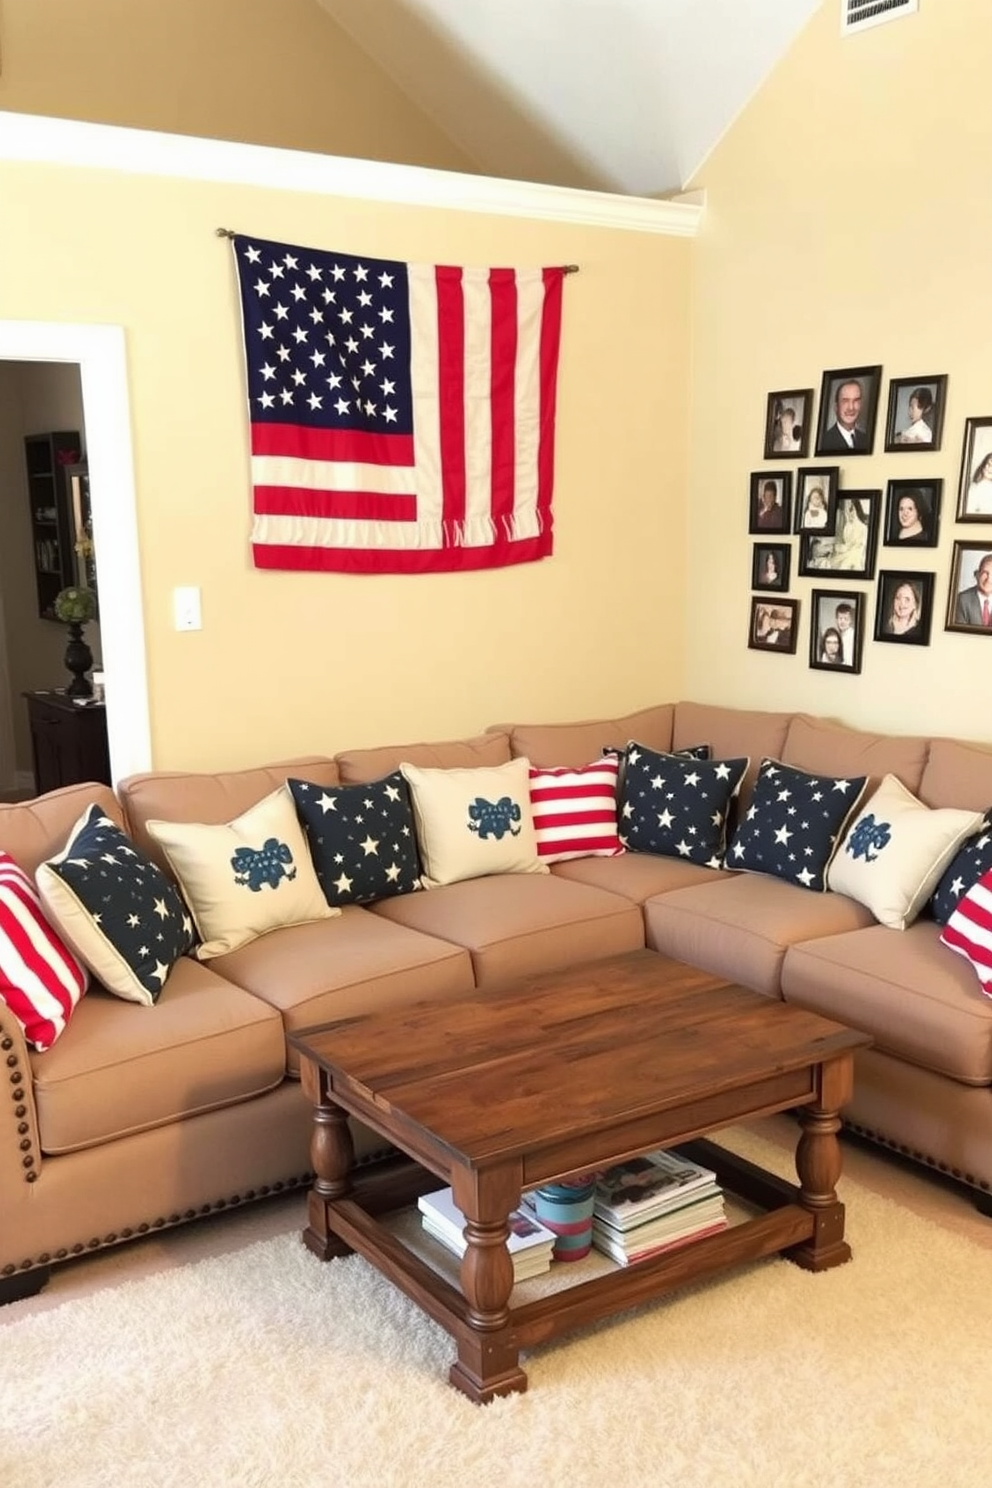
288,949,871,1402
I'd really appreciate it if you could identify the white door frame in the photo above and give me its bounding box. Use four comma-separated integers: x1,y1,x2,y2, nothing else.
0,321,151,782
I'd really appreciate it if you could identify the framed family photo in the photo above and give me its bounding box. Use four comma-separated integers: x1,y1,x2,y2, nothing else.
884,374,947,452
809,589,864,673
945,542,992,635
814,365,882,457
798,491,880,581
883,479,941,547
751,542,791,592
873,571,934,646
748,471,792,534
955,417,992,522
794,466,840,535
763,388,813,460
749,597,799,654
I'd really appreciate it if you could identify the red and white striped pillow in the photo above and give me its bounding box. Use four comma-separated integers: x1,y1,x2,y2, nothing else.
528,757,624,863
940,865,992,999
0,851,88,1050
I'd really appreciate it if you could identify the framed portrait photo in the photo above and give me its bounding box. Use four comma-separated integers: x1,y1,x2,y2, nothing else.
884,374,947,453
809,588,864,673
748,471,792,534
794,466,840,535
814,365,882,457
797,490,881,581
763,388,813,461
751,542,791,592
945,542,992,635
873,570,934,646
955,417,992,522
749,597,799,655
883,478,941,548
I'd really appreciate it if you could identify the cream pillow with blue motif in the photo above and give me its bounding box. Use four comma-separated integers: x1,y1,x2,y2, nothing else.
827,774,983,930
146,785,338,960
400,758,548,888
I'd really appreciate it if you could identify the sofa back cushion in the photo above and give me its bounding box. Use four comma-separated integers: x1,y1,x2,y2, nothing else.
672,703,793,807
502,705,674,769
118,757,340,872
0,782,122,877
336,731,511,784
782,714,928,797
919,736,992,811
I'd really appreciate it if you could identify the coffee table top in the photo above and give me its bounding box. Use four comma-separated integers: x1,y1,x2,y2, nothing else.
289,950,869,1165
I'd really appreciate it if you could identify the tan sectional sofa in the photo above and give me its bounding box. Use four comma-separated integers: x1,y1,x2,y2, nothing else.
3,701,992,1302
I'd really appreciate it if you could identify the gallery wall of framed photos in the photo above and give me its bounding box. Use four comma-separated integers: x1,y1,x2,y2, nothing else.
750,370,992,673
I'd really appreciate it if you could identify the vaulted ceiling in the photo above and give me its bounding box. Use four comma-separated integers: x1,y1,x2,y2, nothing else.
316,0,823,197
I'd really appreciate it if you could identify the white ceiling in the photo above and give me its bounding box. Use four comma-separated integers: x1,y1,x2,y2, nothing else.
316,0,823,197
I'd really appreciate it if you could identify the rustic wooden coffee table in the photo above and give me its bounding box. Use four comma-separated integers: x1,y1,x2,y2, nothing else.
289,949,870,1402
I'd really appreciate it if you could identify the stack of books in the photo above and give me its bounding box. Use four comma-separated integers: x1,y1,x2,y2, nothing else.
417,1187,557,1281
590,1148,727,1267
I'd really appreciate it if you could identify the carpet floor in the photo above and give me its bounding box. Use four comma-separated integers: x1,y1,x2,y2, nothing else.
3,1121,992,1488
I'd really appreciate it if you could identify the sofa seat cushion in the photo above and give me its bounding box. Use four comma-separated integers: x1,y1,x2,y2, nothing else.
781,923,992,1085
642,875,875,998
551,854,733,903
369,873,644,986
29,955,286,1155
211,907,475,1075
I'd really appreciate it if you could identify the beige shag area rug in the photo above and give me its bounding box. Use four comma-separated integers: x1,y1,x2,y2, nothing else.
3,1126,992,1488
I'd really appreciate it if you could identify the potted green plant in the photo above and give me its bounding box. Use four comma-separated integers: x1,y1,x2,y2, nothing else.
53,585,98,697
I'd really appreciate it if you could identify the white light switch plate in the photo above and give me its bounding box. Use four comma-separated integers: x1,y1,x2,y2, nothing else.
173,586,202,631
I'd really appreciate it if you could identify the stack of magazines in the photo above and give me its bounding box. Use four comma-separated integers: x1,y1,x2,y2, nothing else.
417,1187,557,1281
590,1149,727,1266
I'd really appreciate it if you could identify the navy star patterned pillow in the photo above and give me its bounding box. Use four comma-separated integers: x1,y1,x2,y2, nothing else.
288,771,423,906
927,811,992,925
727,759,868,892
618,742,748,867
36,805,197,1006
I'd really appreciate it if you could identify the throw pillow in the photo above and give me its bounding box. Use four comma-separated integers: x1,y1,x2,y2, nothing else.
528,757,624,863
287,771,423,905
940,866,992,998
0,850,88,1049
727,758,868,892
146,785,338,960
400,758,548,888
827,775,984,930
618,743,748,868
929,812,992,926
36,807,195,1007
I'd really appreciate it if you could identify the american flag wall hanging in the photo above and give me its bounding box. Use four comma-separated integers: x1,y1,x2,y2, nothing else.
230,234,569,574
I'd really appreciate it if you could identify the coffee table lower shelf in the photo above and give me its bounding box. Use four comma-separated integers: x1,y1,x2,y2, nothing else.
303,1136,848,1403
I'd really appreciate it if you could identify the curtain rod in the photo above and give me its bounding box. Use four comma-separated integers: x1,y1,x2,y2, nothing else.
215,227,578,271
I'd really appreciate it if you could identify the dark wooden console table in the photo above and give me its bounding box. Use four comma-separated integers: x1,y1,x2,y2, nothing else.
23,690,111,793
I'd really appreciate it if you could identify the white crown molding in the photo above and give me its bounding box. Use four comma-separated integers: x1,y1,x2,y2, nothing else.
0,111,702,237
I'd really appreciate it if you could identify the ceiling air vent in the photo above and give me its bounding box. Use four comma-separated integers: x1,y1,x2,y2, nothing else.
842,0,918,35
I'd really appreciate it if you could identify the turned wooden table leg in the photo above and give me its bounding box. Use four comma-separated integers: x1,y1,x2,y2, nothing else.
300,1056,355,1261
449,1168,527,1403
791,1052,853,1272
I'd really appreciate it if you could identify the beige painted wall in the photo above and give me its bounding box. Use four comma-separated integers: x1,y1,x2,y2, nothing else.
0,157,691,768
686,0,992,740
0,0,475,174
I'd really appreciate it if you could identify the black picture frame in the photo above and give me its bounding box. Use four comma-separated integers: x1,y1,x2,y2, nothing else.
809,589,865,673
883,479,941,548
748,471,792,534
751,542,791,592
794,466,840,535
814,365,882,457
955,417,992,523
763,388,813,460
749,597,799,654
884,374,947,453
797,491,881,580
945,542,992,635
873,570,934,646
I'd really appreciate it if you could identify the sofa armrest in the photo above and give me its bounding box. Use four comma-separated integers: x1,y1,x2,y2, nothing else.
0,1003,43,1202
